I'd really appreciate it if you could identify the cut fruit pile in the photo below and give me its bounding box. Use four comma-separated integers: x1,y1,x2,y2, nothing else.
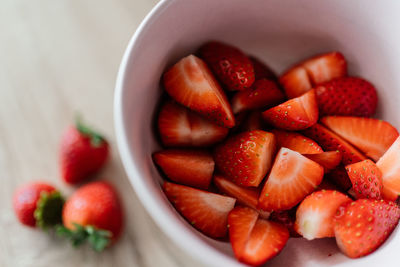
153,40,400,266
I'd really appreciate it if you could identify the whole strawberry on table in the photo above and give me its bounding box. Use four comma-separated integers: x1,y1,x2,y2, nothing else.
153,40,400,266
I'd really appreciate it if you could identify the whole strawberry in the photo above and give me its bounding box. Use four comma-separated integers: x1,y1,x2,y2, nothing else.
200,41,255,91
58,181,123,251
13,182,64,228
60,118,109,184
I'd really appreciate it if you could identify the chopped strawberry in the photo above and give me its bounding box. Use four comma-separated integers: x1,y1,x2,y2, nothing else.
258,148,324,211
153,149,214,189
239,111,265,132
262,90,318,130
249,56,277,81
295,190,351,240
377,137,400,201
302,123,367,165
304,151,342,173
315,77,377,117
199,41,255,91
214,130,276,187
163,55,235,127
228,206,289,266
163,182,236,238
231,79,285,114
271,129,323,154
346,159,383,200
321,116,399,161
325,166,353,192
157,101,229,147
316,179,341,191
270,209,300,237
334,199,400,258
280,52,347,98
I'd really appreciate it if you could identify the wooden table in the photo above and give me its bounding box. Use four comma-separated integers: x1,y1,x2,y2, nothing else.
0,1,205,266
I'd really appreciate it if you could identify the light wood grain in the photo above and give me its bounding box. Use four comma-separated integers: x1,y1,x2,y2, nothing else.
0,1,206,266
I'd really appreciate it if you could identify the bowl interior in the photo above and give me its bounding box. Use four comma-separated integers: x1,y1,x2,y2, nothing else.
115,0,400,266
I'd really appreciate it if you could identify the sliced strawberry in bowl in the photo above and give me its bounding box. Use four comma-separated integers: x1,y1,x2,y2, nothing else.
304,151,342,173
153,149,214,189
249,56,277,81
321,116,399,161
280,66,312,99
239,111,265,132
262,89,319,131
214,130,276,187
325,165,353,192
163,54,235,127
272,129,323,154
163,182,236,238
258,148,324,211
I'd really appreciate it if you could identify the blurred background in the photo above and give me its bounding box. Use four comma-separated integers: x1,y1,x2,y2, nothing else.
0,1,204,266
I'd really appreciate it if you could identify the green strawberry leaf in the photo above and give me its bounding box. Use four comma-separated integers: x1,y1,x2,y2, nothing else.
34,191,64,229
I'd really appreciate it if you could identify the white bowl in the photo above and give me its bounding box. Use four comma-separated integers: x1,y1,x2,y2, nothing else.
114,0,400,266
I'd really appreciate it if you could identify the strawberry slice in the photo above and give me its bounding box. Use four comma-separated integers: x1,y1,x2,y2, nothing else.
262,90,319,130
163,55,235,127
315,77,377,117
304,151,342,173
346,159,383,200
199,41,255,91
258,148,324,211
302,123,367,165
231,79,285,114
163,182,236,238
228,206,289,266
280,52,347,98
334,199,400,258
377,137,400,201
272,129,323,154
295,190,351,240
214,130,276,187
249,56,277,81
157,101,229,147
321,116,399,161
153,149,214,189
239,111,264,132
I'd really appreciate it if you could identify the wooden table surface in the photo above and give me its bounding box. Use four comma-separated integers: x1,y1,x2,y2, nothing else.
0,1,206,266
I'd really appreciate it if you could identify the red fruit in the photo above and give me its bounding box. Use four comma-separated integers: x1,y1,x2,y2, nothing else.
262,90,318,131
163,54,235,127
325,166,353,192
272,129,323,154
270,209,300,237
295,190,351,240
214,130,276,187
163,182,235,238
231,79,285,114
153,149,214,189
321,116,399,161
304,151,342,173
334,199,400,258
280,52,347,98
315,77,377,117
13,182,63,228
302,123,367,165
346,160,383,200
62,181,123,251
249,56,277,81
228,206,289,266
60,120,109,184
316,179,341,191
199,41,255,91
258,148,324,211
377,137,400,201
239,111,264,132
158,101,229,147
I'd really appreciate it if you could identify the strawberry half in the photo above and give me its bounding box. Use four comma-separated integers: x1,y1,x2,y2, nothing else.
321,116,399,161
271,129,323,154
214,130,276,187
163,182,236,238
334,199,400,258
228,206,289,266
377,137,400,201
199,41,255,91
262,90,318,130
346,159,383,200
295,190,351,240
249,56,277,81
163,55,235,127
280,52,347,98
258,148,324,211
153,149,214,189
158,101,229,147
304,151,342,173
231,79,285,114
315,77,378,117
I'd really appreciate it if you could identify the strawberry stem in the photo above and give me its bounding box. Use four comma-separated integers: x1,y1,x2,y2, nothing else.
34,191,64,229
75,115,105,147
